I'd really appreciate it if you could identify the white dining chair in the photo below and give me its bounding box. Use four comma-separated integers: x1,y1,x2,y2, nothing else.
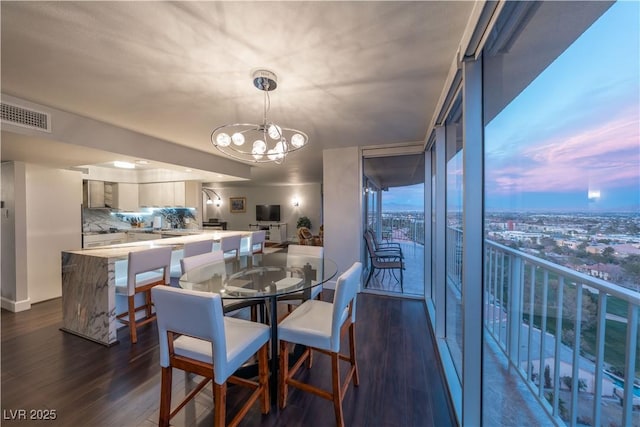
115,246,172,344
180,250,262,321
278,262,362,427
152,286,270,427
277,244,324,311
220,234,242,260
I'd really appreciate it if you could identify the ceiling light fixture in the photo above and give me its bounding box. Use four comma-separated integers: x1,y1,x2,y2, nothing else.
114,161,135,169
211,69,308,165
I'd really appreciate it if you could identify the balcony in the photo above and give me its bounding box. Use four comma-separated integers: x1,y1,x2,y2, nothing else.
445,225,639,426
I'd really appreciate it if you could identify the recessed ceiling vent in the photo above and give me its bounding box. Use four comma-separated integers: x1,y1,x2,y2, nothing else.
1,102,51,132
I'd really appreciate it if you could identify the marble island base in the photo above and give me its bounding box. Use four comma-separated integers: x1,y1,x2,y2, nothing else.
61,230,250,345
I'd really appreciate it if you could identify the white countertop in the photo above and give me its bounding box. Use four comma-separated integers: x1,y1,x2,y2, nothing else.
65,230,251,259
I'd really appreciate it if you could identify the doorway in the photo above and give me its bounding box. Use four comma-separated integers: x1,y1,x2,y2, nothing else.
362,153,425,297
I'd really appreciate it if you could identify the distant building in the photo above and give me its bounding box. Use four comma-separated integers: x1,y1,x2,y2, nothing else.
612,243,640,257
586,244,607,254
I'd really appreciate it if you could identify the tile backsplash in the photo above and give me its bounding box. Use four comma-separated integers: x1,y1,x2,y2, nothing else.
82,208,197,232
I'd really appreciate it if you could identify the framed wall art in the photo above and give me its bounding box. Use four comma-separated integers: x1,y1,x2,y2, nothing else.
229,197,246,213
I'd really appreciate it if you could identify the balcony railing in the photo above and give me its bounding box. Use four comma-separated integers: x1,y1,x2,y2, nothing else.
381,215,425,245
483,238,639,427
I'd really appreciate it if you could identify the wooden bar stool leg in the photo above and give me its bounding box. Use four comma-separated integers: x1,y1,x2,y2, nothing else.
331,352,344,427
145,290,152,318
213,382,226,427
279,341,289,409
158,366,172,427
258,345,270,414
128,295,137,344
349,323,359,386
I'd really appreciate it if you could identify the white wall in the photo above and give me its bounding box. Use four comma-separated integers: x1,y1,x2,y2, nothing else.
323,147,362,289
1,161,30,311
25,164,82,304
203,183,322,241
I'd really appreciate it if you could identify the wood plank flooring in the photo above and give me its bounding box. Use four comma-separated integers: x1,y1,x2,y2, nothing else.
1,293,455,427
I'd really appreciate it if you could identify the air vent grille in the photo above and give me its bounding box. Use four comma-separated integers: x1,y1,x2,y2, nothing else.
1,102,51,132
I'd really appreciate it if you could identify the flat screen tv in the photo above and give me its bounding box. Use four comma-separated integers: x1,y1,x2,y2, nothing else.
256,204,281,222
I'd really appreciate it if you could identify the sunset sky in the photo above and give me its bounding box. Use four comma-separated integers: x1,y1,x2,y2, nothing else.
484,0,638,211
384,1,639,213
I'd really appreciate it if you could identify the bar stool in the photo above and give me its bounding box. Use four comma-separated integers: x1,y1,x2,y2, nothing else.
183,239,214,258
249,230,267,254
180,250,262,321
278,262,362,427
152,286,270,427
115,246,172,344
278,244,324,313
220,234,242,260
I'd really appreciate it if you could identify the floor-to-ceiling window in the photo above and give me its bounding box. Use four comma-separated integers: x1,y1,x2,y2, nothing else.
445,96,464,381
482,2,639,426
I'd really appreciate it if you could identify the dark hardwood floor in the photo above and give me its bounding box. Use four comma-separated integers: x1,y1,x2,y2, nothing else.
1,292,455,427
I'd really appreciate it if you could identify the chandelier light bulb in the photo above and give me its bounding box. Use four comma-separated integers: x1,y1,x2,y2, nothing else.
268,124,282,140
275,140,286,155
291,133,305,148
216,133,231,147
231,132,245,146
267,148,278,161
253,140,267,154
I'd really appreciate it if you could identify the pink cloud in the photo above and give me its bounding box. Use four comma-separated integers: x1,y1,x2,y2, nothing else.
487,110,639,195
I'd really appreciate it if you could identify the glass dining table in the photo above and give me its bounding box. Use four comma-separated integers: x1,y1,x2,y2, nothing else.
178,251,338,404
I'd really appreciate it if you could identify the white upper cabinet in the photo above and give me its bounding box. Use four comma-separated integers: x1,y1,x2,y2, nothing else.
173,181,199,207
83,180,106,208
112,183,139,211
139,181,199,208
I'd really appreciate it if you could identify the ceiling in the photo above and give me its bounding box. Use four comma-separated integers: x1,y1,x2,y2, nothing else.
1,1,476,186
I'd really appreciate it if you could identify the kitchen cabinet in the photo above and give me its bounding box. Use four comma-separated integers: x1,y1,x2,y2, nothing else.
83,180,106,208
126,231,157,242
139,183,169,207
83,232,127,248
139,181,199,208
173,181,199,207
112,183,139,211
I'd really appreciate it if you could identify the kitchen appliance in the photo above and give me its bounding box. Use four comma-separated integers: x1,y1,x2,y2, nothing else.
153,216,162,230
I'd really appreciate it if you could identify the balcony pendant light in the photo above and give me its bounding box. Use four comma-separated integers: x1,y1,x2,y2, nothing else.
211,69,308,165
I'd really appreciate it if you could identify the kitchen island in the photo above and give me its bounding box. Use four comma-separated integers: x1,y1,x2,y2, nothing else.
61,230,250,345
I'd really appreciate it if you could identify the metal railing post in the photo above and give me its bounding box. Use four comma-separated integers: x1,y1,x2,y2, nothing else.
508,256,522,362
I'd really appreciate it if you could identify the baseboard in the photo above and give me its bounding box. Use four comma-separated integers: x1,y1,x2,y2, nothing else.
1,296,31,312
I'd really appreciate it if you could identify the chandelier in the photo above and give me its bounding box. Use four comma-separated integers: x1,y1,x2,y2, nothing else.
211,69,309,165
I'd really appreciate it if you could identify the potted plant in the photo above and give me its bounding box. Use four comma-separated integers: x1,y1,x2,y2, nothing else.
296,216,311,229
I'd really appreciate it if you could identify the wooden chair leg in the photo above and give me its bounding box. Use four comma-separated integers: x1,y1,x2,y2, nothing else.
250,305,257,322
331,352,344,427
145,290,153,318
128,295,137,344
279,340,289,409
258,344,270,414
158,366,172,427
349,323,359,386
213,382,226,427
